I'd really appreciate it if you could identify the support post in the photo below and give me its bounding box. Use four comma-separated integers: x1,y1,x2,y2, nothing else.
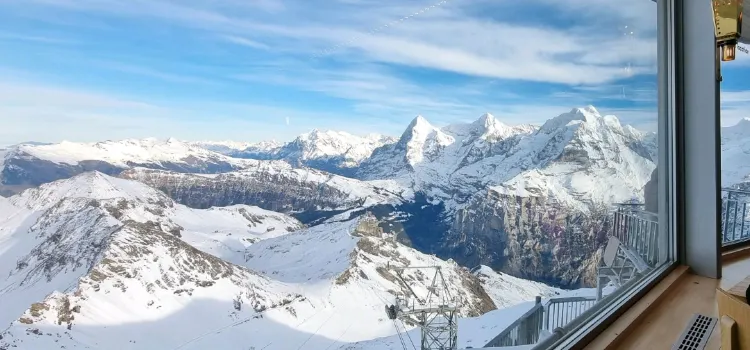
676,0,722,279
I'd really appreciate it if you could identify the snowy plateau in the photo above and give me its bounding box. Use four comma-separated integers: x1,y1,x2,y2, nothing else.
0,105,745,349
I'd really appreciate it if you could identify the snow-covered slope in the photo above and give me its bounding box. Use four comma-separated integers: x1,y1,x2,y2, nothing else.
238,213,497,344
345,283,612,350
472,266,562,309
0,173,311,350
722,118,750,187
359,107,655,211
8,172,303,262
0,173,565,350
0,138,259,192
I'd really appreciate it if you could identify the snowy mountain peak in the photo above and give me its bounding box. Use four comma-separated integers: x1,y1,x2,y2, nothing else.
540,105,602,133
400,115,440,142
470,112,517,138
475,113,496,127
577,105,600,116
568,105,601,123
10,171,170,211
298,129,346,142
725,117,750,136
407,115,432,131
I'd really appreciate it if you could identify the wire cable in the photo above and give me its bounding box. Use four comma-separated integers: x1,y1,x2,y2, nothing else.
392,319,409,350
400,319,418,350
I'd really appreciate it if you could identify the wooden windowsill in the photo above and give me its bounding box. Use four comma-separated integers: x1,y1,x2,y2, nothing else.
723,243,750,263
583,251,750,349
583,265,691,350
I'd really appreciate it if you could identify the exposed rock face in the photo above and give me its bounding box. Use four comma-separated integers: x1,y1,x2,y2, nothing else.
2,155,124,188
120,167,404,224
443,189,609,288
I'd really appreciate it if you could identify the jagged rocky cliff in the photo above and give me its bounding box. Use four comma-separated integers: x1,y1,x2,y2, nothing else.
443,188,609,288
120,166,407,224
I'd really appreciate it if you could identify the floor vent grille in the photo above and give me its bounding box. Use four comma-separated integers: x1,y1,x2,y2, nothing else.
671,314,717,350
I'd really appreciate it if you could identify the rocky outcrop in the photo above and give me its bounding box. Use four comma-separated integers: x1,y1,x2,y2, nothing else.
443,189,610,288
120,168,403,225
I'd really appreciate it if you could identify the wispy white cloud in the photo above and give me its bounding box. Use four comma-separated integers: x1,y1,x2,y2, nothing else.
0,79,408,145
93,61,216,85
221,35,269,50
0,0,669,144
0,31,74,44
11,0,658,85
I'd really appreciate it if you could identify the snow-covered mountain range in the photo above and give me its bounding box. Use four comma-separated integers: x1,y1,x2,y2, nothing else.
192,130,396,176
0,106,664,288
359,107,656,211
6,104,743,349
0,172,553,350
0,138,258,196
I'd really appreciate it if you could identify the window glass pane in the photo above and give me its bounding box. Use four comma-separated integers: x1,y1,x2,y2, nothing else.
0,1,671,350
720,39,750,248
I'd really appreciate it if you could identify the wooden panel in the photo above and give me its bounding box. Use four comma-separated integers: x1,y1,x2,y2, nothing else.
721,256,750,291
727,276,750,303
717,288,750,350
721,315,737,350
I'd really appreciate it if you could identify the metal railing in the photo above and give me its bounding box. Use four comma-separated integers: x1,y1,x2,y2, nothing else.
484,297,544,347
543,297,597,332
722,188,750,246
485,204,654,349
483,295,597,347
612,206,659,266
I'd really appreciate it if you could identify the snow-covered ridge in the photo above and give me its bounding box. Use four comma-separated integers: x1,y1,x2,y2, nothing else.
12,137,250,168
8,172,303,263
0,138,268,194
472,266,562,309
359,106,656,211
189,140,262,154
191,130,397,174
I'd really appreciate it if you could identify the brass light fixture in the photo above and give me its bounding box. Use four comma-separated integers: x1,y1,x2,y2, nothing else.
712,0,744,61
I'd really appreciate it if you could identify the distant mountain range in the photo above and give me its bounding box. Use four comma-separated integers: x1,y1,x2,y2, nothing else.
4,105,737,349
5,106,746,286
1,107,660,285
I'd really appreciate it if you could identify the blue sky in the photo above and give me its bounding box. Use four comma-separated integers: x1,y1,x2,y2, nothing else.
0,0,748,146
